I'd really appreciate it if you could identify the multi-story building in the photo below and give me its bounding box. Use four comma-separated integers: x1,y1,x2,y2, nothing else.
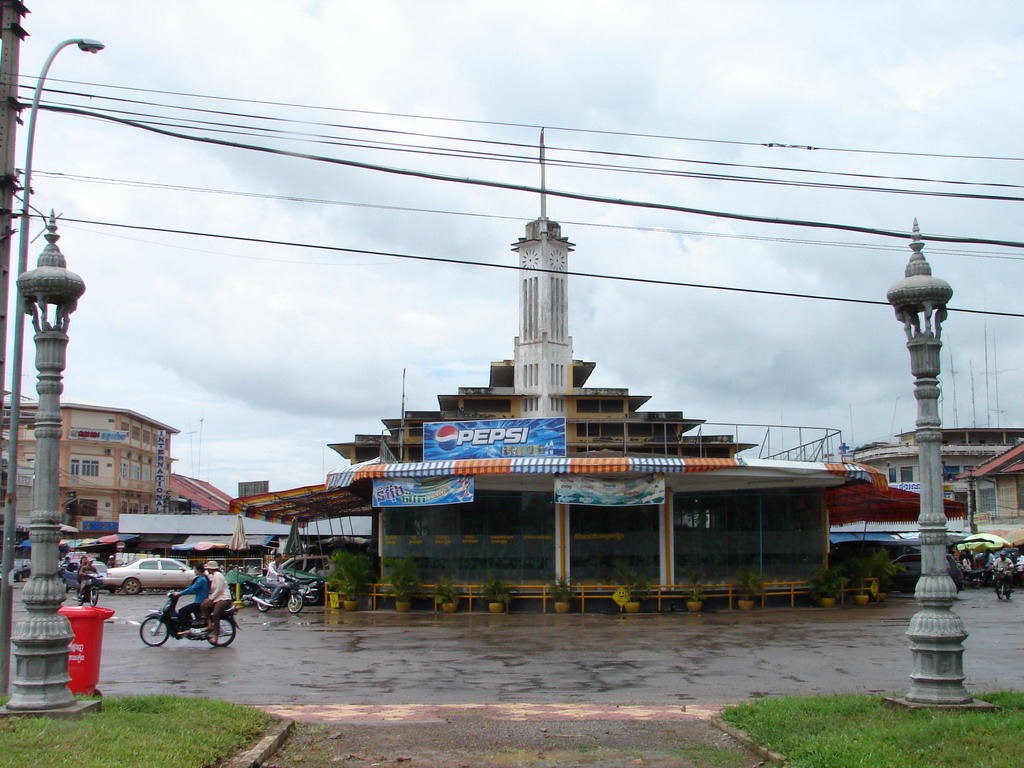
852,428,1024,514
10,399,178,533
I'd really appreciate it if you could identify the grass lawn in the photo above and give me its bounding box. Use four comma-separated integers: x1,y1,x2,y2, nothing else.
0,695,270,768
722,692,1023,768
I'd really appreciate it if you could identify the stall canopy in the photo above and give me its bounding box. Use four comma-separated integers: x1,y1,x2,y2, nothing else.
825,481,965,526
232,484,372,525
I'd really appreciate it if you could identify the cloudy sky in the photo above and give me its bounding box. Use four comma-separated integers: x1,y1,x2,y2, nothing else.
15,2,1024,495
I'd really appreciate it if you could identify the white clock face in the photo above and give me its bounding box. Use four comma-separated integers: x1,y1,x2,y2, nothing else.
521,247,541,269
550,249,567,270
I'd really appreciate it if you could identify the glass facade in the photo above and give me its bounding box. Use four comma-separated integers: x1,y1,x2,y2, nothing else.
568,504,660,582
673,489,825,581
382,489,555,583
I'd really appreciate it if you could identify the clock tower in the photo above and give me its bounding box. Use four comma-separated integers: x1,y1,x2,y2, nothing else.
511,216,574,417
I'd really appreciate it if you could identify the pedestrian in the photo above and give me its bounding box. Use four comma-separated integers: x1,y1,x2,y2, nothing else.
200,560,232,642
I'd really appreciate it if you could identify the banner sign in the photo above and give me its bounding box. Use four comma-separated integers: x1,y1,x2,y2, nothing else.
423,417,566,461
372,475,475,507
555,473,665,506
68,428,127,442
153,430,169,513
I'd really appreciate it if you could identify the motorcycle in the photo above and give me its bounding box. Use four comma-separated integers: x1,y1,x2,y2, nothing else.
994,570,1013,600
77,575,101,606
249,573,305,614
139,593,238,648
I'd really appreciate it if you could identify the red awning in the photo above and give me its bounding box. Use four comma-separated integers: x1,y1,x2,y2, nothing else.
826,482,965,526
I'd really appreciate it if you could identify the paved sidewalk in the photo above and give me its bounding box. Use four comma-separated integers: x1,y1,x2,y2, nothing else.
253,702,766,767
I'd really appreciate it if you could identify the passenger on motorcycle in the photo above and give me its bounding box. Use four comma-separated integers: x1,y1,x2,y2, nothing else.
170,562,209,637
200,560,232,642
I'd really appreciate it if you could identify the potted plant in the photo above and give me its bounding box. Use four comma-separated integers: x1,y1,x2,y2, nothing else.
612,560,650,613
807,565,848,608
324,578,343,610
385,556,420,612
548,575,575,613
480,575,514,613
685,570,706,612
433,574,460,613
865,548,904,601
841,556,873,605
328,550,373,611
734,568,764,610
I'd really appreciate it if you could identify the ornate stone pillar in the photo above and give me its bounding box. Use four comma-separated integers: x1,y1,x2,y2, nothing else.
5,216,86,712
886,220,970,705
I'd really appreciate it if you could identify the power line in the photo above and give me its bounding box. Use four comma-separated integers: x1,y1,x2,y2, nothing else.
41,76,1024,164
59,214,1024,319
36,170,1024,262
39,104,1024,250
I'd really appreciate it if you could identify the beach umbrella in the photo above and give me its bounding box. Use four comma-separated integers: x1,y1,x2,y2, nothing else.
283,519,303,557
956,533,1012,551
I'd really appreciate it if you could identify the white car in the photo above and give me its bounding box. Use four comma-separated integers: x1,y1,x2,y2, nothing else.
103,557,193,594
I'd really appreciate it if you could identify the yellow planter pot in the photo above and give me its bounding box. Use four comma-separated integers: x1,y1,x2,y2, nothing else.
853,594,870,606
395,600,411,612
737,599,755,611
488,602,506,613
441,601,458,613
553,601,571,613
343,600,359,612
818,597,836,608
624,602,641,613
686,601,704,612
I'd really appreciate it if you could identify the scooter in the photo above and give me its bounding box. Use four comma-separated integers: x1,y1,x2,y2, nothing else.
994,570,1013,600
249,573,305,614
139,593,238,647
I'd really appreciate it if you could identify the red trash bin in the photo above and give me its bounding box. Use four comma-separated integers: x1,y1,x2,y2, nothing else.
58,605,115,695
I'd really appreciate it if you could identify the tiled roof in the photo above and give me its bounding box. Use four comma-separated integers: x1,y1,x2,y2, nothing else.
168,474,233,513
961,442,1024,479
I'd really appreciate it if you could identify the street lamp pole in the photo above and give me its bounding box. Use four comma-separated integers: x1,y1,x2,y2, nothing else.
3,214,85,712
0,37,103,699
886,220,971,705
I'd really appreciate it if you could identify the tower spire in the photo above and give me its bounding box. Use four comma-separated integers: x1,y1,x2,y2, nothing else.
539,128,547,224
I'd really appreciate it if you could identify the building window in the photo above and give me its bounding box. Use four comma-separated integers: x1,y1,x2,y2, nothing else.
943,465,960,481
132,464,141,481
121,462,128,479
899,466,915,483
70,459,99,477
888,467,898,483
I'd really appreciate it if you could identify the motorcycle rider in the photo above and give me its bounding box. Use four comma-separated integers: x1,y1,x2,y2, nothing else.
170,562,209,637
992,550,1013,599
265,553,286,606
78,557,99,602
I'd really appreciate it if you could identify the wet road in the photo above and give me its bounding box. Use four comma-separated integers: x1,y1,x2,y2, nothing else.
14,586,1023,707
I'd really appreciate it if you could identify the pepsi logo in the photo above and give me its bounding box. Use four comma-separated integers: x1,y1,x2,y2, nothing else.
435,424,460,451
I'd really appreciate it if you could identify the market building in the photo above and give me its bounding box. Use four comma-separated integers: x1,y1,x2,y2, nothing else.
310,209,941,593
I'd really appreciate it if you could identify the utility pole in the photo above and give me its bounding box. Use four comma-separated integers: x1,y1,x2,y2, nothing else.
0,0,26,695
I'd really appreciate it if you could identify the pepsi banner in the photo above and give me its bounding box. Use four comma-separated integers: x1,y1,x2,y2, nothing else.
372,476,474,507
423,417,566,461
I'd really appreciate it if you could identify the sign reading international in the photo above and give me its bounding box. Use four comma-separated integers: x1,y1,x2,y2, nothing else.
372,476,475,507
422,417,566,461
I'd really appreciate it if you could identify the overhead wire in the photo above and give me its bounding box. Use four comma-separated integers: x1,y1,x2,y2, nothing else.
36,103,1024,250
58,214,1024,319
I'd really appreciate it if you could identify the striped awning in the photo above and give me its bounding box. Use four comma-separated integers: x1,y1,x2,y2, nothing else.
327,456,884,489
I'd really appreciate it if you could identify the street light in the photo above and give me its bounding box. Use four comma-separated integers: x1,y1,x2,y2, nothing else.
886,220,971,705
0,37,102,709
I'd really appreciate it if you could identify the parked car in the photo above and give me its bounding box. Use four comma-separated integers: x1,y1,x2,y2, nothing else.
102,557,193,594
890,552,964,593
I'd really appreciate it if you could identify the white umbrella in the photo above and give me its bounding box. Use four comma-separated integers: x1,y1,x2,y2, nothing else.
229,514,248,606
229,514,247,551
